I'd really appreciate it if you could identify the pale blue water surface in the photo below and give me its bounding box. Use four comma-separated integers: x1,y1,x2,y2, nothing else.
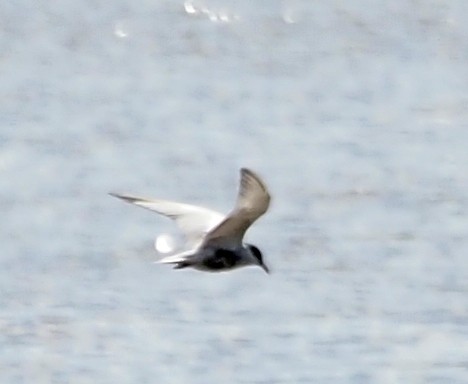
1,1,468,383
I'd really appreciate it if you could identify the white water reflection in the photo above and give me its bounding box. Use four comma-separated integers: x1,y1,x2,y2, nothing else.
155,234,176,254
184,1,239,23
114,21,129,39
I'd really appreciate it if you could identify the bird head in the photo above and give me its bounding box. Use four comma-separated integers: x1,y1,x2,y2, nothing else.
247,244,270,274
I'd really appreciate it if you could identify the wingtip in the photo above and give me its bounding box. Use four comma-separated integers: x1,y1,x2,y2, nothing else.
240,167,254,176
240,167,263,179
108,192,140,204
239,167,269,195
240,168,261,184
109,192,126,200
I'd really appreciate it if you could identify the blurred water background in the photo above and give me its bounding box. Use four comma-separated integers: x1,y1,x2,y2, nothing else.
1,1,468,383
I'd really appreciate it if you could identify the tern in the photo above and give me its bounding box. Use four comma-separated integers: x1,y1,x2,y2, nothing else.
110,168,271,273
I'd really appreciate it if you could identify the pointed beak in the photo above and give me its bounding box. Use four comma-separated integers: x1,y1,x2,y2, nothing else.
260,263,270,274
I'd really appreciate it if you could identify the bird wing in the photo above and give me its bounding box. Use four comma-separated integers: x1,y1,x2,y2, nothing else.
201,168,270,249
109,193,225,247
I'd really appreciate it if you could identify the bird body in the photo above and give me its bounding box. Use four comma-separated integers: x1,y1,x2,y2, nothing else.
110,168,270,273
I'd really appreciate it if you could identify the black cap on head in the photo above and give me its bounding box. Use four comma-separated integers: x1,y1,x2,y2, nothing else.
247,244,269,273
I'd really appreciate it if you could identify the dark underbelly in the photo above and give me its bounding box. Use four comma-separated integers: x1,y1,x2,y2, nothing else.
202,249,238,270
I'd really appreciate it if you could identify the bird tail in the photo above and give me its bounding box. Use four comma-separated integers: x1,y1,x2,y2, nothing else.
156,250,196,269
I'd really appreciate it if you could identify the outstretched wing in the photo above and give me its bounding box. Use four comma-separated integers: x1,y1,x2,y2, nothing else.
109,193,225,247
202,168,270,249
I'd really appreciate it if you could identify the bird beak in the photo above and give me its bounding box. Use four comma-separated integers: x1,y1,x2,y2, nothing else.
261,263,270,274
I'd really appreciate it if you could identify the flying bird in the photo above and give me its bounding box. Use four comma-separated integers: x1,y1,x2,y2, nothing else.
110,168,271,273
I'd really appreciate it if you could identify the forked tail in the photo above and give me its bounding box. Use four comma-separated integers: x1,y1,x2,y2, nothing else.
156,250,196,269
